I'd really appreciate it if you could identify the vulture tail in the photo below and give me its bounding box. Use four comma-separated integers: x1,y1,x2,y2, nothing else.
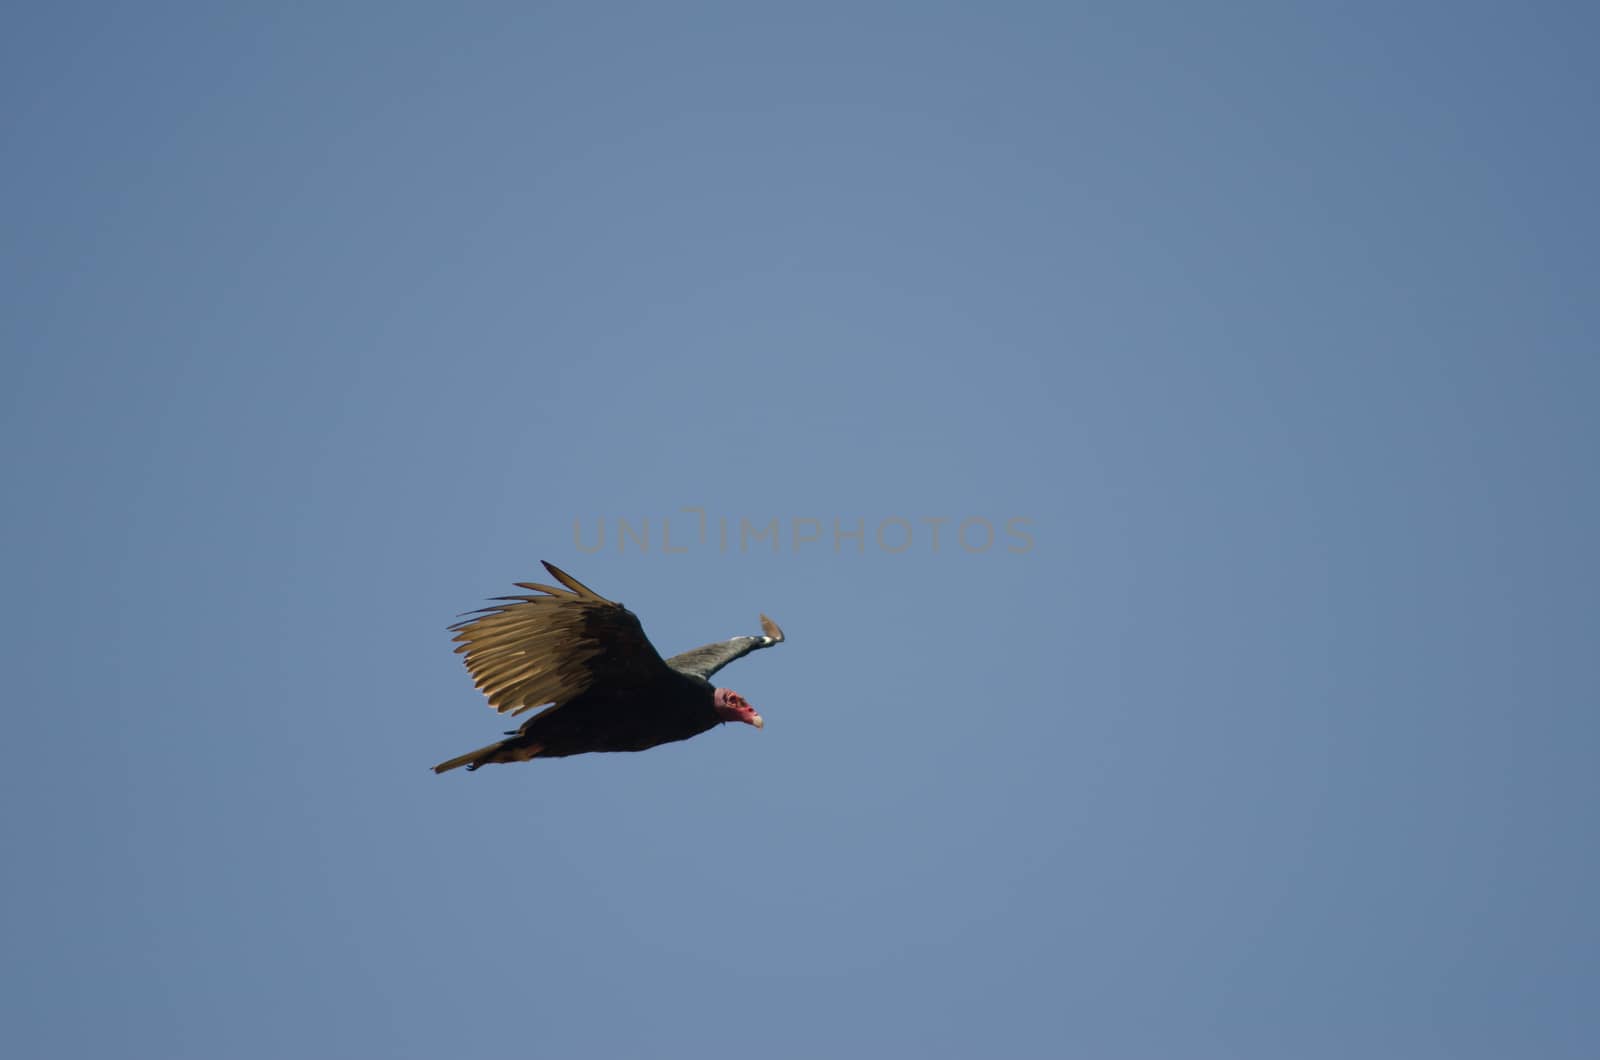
432,737,545,774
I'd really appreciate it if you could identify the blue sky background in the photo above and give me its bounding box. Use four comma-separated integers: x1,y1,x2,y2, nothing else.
4,3,1597,1057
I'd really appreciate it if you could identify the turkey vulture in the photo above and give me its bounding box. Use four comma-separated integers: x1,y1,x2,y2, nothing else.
433,562,784,773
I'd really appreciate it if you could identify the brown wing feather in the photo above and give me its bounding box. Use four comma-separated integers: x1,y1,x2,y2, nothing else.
449,561,671,716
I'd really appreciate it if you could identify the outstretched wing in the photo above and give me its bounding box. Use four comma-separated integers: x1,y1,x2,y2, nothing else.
665,614,786,680
450,562,672,716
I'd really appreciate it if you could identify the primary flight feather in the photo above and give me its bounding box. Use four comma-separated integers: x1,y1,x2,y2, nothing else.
433,562,784,773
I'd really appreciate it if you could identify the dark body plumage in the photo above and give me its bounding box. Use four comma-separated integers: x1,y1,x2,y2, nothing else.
432,562,782,773
510,668,717,757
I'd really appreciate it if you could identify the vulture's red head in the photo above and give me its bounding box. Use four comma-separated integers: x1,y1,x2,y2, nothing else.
713,687,764,730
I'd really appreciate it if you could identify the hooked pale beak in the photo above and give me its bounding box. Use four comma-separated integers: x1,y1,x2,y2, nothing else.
750,712,764,730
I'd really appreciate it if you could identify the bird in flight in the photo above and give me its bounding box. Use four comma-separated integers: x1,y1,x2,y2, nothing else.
433,562,784,773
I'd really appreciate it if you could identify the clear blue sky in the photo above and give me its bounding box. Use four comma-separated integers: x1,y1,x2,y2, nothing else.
4,3,1597,1058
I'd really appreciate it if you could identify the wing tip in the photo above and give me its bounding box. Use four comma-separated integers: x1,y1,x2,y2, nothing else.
542,560,606,601
759,613,785,643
